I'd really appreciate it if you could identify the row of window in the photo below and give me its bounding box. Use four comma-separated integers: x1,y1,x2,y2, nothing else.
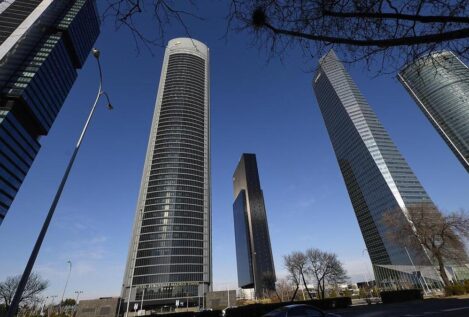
139,231,203,241
140,224,204,234
150,167,204,178
138,239,203,250
157,121,204,135
148,174,204,184
146,185,204,194
137,247,203,258
141,217,204,227
143,211,204,221
147,178,204,188
134,264,203,276
144,197,204,207
158,116,204,129
143,204,204,213
133,273,204,285
135,255,204,267
146,190,204,200
154,137,205,149
152,152,204,164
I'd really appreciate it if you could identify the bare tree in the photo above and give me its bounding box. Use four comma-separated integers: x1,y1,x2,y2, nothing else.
229,0,469,73
103,0,202,52
383,203,469,286
305,248,348,299
0,272,48,311
283,253,303,301
283,251,314,300
103,1,469,72
275,278,294,302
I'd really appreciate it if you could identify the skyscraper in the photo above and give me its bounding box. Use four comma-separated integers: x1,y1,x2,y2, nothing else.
233,153,276,298
122,38,211,311
398,51,469,173
0,0,100,224
313,50,447,288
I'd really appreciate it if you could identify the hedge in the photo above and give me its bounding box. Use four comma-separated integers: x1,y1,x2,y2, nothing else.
445,284,466,296
224,298,351,317
380,289,423,304
149,310,221,317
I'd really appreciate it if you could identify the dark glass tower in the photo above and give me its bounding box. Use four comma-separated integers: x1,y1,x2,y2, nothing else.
122,38,211,311
313,50,450,288
233,153,276,298
0,0,100,224
398,51,469,173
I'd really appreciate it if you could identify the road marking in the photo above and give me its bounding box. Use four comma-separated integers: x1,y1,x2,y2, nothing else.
441,306,469,312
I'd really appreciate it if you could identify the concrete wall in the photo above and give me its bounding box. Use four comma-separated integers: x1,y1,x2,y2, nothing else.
206,290,236,310
76,297,119,317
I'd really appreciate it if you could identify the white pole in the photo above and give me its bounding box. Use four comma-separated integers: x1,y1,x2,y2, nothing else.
60,261,72,313
125,287,133,317
140,289,145,313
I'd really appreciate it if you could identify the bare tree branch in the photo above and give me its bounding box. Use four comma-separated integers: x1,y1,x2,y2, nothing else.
0,272,48,311
229,0,469,74
383,203,469,286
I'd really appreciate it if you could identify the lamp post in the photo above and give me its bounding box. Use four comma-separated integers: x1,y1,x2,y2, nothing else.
48,296,58,317
6,48,112,317
73,291,83,316
60,260,72,313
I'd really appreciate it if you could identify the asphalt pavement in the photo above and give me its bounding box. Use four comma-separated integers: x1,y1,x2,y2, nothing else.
329,298,469,317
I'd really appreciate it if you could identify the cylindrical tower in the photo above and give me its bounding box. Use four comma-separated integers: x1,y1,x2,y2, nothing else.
398,51,469,173
121,38,211,311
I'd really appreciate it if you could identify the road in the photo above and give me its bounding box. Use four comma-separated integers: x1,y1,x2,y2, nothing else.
330,298,469,316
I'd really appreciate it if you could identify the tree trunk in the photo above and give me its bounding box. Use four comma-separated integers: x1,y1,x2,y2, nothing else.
301,273,313,300
275,289,281,302
435,253,451,286
291,285,299,302
321,279,326,300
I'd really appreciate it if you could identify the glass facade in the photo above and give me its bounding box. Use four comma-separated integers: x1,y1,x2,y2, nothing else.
233,190,254,289
313,51,444,288
398,51,469,173
0,0,100,224
122,38,211,310
233,153,276,298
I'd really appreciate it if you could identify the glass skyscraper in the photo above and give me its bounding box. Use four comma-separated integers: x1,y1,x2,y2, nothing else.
398,51,469,173
121,38,211,311
233,153,276,298
313,50,450,288
0,0,100,224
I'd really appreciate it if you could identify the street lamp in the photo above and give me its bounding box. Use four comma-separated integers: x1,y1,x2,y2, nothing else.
48,296,58,317
60,260,72,313
7,48,112,317
73,291,83,315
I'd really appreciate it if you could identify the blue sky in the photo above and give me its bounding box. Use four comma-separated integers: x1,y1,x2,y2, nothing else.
0,1,468,300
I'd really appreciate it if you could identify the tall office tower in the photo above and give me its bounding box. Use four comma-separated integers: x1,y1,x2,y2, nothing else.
122,38,211,311
233,153,276,298
312,50,462,288
398,51,469,173
0,0,100,224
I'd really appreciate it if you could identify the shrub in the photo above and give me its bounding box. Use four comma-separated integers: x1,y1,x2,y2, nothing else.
224,298,351,317
464,280,469,293
148,311,221,317
445,284,466,296
380,289,423,304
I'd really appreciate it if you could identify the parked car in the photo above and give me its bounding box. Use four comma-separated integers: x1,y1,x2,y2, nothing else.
365,297,381,305
263,304,341,317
